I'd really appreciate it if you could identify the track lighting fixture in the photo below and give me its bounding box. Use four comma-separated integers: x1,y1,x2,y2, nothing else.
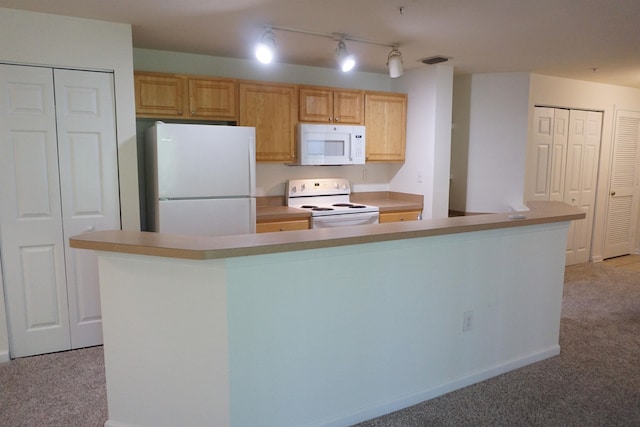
335,39,356,72
255,25,402,77
387,47,403,78
255,28,276,64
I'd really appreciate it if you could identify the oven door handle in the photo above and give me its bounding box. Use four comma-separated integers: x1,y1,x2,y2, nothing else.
312,212,379,228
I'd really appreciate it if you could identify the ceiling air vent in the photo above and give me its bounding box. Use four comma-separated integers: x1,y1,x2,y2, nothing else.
421,56,450,65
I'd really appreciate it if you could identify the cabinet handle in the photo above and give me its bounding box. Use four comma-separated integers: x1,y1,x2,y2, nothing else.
191,111,195,115
178,110,183,115
611,191,616,196
328,117,333,122
335,117,340,122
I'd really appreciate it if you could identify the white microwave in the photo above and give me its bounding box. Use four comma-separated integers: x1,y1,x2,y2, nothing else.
295,124,366,165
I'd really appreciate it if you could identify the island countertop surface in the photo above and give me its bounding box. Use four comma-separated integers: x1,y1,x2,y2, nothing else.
70,201,584,260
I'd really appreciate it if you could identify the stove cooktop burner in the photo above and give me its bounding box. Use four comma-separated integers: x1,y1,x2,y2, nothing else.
301,205,318,209
312,207,334,211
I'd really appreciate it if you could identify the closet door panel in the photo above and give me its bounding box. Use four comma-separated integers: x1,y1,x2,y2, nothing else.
564,110,602,265
55,69,120,349
549,109,569,202
0,64,71,358
529,108,554,200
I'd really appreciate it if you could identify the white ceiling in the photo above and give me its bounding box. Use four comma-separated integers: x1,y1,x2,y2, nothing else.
2,0,640,88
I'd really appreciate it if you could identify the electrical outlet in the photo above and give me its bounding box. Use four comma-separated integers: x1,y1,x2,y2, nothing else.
463,310,474,332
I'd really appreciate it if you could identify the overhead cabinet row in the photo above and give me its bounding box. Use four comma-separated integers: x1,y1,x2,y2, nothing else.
134,71,407,162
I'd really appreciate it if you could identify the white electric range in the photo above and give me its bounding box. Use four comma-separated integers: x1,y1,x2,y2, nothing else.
286,178,379,229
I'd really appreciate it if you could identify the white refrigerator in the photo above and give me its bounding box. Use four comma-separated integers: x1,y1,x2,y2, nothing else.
145,122,256,236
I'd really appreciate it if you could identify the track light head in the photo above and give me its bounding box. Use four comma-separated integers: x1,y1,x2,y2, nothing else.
387,47,403,78
255,28,277,64
335,39,356,72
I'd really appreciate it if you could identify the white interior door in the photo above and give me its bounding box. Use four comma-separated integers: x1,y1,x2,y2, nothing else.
604,110,640,259
564,110,602,265
528,107,568,201
0,64,71,358
54,69,121,349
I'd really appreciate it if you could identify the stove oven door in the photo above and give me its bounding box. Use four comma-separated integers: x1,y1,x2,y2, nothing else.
311,212,379,229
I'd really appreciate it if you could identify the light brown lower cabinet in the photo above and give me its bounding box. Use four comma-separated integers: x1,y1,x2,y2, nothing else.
256,219,310,233
379,210,421,223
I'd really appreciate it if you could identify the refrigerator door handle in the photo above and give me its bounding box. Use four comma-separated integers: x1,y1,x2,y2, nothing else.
248,137,256,197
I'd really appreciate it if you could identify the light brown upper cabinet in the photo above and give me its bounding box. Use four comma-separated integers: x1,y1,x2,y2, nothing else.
239,81,297,162
134,71,237,121
299,86,364,124
364,92,407,162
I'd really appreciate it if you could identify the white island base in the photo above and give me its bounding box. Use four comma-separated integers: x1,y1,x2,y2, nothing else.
89,218,571,427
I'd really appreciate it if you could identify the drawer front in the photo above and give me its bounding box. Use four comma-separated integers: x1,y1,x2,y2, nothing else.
256,219,309,233
379,210,421,223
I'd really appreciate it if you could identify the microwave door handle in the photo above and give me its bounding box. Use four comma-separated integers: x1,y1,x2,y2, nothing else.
349,134,354,161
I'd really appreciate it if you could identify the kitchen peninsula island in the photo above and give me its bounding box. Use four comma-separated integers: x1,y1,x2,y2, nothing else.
71,201,584,427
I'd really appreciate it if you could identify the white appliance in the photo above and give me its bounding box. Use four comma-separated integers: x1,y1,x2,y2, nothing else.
296,124,366,165
145,122,256,236
286,178,379,228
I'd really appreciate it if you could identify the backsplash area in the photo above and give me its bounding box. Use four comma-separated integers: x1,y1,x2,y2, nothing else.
255,162,400,197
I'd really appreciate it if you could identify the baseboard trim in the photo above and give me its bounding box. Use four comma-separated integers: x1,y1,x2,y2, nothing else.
0,351,10,363
317,345,561,427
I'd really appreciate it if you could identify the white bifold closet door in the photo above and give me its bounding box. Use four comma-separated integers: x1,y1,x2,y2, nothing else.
563,110,602,265
529,107,602,265
0,64,120,358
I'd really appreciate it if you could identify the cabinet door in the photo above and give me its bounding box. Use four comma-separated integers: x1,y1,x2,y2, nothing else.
364,92,407,162
187,78,237,120
134,72,186,118
55,69,121,349
379,210,421,223
239,82,297,162
257,219,309,233
299,87,363,124
333,90,363,124
299,87,332,122
0,64,71,358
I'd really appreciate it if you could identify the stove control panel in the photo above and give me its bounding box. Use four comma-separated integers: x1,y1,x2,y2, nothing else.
287,178,350,197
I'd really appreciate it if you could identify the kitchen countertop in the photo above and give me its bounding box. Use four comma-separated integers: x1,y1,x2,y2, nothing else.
351,191,424,212
70,201,584,261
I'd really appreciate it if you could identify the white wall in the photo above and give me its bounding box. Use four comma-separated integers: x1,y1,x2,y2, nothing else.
389,65,454,219
0,7,139,360
134,48,392,91
527,74,640,260
460,73,531,213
